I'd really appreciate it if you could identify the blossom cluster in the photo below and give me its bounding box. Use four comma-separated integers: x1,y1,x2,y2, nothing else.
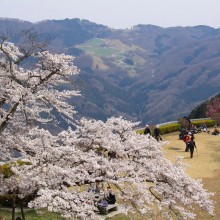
0,40,215,219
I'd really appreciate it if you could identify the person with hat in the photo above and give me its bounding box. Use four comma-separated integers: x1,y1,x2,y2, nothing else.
154,125,162,141
144,124,151,135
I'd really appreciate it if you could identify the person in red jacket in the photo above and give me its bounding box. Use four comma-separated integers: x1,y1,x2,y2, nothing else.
183,131,191,152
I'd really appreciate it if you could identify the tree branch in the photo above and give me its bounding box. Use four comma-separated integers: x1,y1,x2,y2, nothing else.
0,102,19,134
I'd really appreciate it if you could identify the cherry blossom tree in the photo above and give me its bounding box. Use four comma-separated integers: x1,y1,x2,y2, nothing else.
0,32,80,219
1,117,215,219
0,36,215,220
206,98,220,117
0,32,80,161
206,98,220,125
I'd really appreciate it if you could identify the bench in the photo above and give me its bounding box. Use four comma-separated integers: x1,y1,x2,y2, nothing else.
98,203,118,215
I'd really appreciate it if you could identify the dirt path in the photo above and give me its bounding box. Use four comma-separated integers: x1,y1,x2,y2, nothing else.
163,131,220,219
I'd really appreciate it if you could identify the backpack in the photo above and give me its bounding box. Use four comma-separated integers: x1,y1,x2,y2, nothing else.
183,134,190,143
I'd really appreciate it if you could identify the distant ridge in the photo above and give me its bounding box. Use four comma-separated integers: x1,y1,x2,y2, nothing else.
1,18,220,125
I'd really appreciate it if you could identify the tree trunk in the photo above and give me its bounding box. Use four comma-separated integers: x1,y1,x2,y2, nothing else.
12,189,16,220
20,204,25,220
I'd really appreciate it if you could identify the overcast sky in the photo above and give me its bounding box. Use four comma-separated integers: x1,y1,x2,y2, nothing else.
1,0,220,29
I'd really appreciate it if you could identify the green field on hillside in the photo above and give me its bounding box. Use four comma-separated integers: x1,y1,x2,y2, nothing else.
76,38,121,57
75,38,143,76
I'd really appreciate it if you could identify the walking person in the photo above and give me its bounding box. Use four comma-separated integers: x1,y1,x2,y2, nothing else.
154,125,162,141
183,131,191,152
187,136,197,158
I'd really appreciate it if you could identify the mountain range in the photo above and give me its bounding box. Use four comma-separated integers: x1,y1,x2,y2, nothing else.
1,18,220,125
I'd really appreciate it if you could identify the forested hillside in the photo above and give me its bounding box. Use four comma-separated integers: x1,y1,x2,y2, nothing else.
189,93,220,119
1,18,220,124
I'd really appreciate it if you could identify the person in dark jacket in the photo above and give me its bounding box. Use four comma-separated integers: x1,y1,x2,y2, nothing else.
212,126,219,135
187,138,197,158
144,125,151,135
105,187,116,204
154,125,162,141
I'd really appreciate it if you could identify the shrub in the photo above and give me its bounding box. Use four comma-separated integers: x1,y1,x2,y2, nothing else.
191,119,216,127
16,160,32,166
138,123,181,135
136,129,144,135
159,123,180,135
0,160,34,206
0,164,14,178
137,119,215,136
0,160,32,179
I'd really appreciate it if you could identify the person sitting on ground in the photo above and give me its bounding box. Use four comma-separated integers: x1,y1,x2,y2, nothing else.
212,126,219,135
105,187,116,204
200,123,208,132
144,124,151,135
88,181,103,193
94,181,103,193
191,124,199,134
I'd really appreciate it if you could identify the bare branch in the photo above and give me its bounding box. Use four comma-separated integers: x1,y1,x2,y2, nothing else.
14,29,50,65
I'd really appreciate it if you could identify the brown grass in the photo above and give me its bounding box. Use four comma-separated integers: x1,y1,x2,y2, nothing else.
163,131,220,219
